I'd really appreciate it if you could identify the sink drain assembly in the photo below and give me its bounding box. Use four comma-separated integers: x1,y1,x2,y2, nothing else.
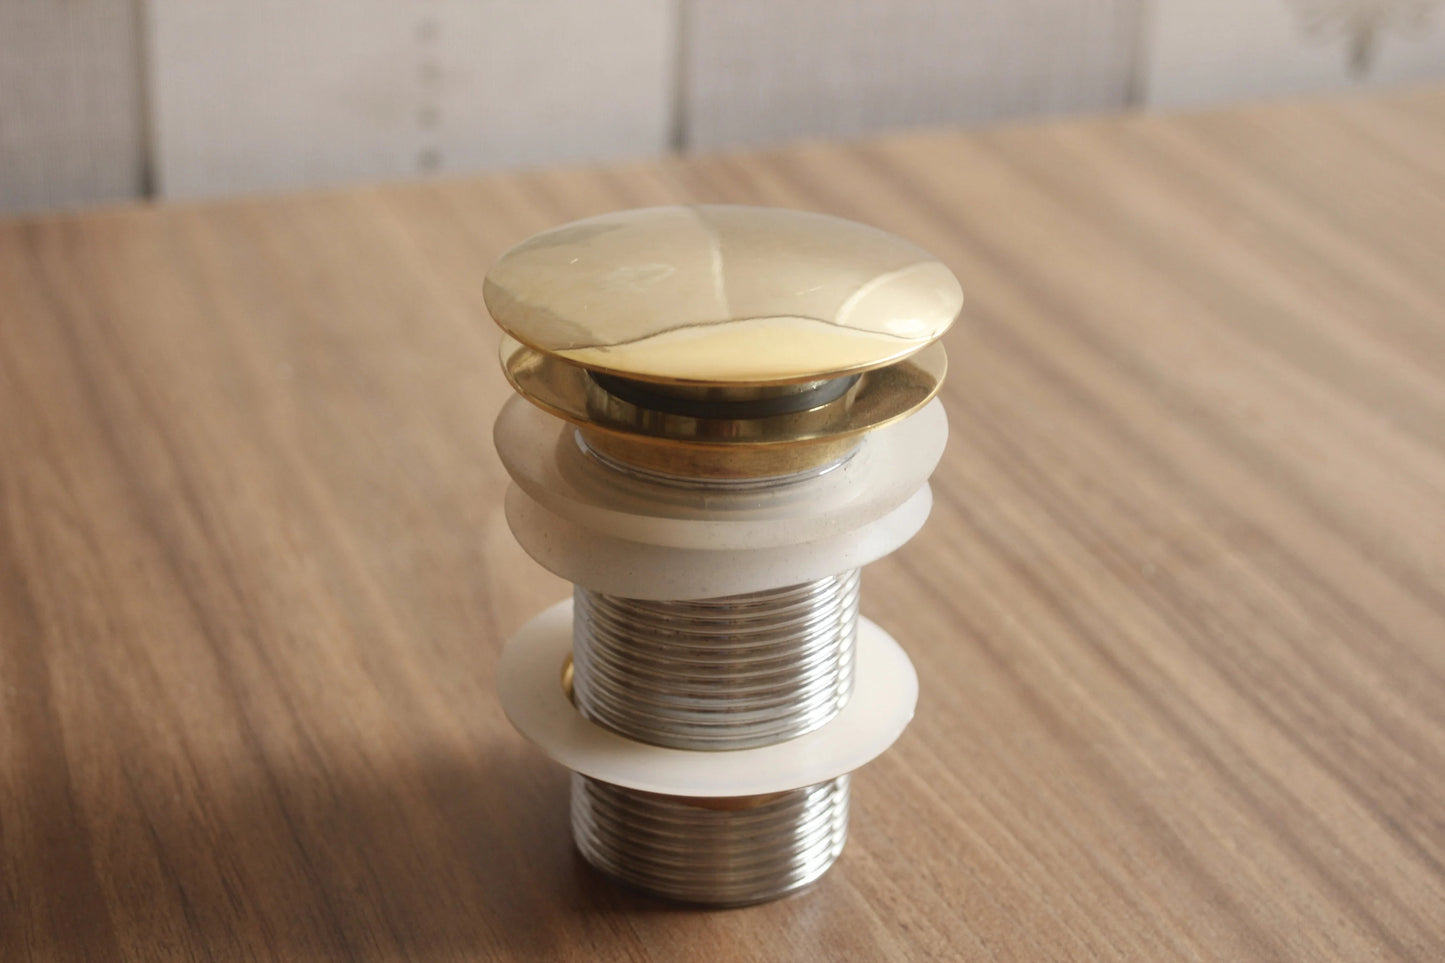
490,205,961,905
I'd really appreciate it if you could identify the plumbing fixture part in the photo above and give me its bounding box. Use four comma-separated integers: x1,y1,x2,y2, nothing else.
490,205,960,904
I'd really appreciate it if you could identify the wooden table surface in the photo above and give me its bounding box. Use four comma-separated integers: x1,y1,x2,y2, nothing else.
3,86,1444,962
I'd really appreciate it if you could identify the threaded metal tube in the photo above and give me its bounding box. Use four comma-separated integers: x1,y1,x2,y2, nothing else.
571,774,850,906
571,571,860,751
569,571,860,902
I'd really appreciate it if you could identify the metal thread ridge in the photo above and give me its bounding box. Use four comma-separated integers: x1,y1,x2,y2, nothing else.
571,570,860,751
571,774,850,906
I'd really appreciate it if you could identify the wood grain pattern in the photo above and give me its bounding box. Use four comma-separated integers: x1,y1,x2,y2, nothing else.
2,87,1444,961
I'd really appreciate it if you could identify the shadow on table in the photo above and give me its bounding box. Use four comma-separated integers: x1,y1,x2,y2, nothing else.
18,741,721,960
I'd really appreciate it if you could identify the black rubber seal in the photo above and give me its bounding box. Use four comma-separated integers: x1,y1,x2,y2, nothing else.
588,372,860,420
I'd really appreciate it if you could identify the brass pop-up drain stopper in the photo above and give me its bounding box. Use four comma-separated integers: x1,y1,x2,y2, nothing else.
491,205,961,905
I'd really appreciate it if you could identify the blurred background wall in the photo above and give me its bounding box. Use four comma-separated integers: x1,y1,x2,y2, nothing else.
2,0,1443,215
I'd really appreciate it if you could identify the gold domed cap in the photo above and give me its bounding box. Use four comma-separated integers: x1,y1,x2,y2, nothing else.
484,205,962,385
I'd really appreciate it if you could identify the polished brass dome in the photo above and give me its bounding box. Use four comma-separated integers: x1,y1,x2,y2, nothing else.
484,205,962,386
485,205,963,477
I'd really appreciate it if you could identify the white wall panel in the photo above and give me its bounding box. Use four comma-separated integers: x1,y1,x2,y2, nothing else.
9,0,1438,214
147,0,675,199
682,0,1145,150
0,0,146,215
1143,0,1445,108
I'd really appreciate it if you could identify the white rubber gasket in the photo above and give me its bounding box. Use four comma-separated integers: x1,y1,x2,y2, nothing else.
494,396,948,551
505,482,932,599
498,599,918,798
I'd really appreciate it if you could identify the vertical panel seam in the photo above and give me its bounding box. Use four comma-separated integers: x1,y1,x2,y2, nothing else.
670,0,690,152
1120,0,1154,108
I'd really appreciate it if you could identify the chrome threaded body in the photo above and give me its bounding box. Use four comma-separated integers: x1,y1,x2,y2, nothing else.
571,571,860,751
571,774,850,906
569,570,860,903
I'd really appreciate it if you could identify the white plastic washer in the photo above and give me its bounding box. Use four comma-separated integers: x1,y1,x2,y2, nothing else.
505,482,932,599
494,395,948,551
498,599,918,798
